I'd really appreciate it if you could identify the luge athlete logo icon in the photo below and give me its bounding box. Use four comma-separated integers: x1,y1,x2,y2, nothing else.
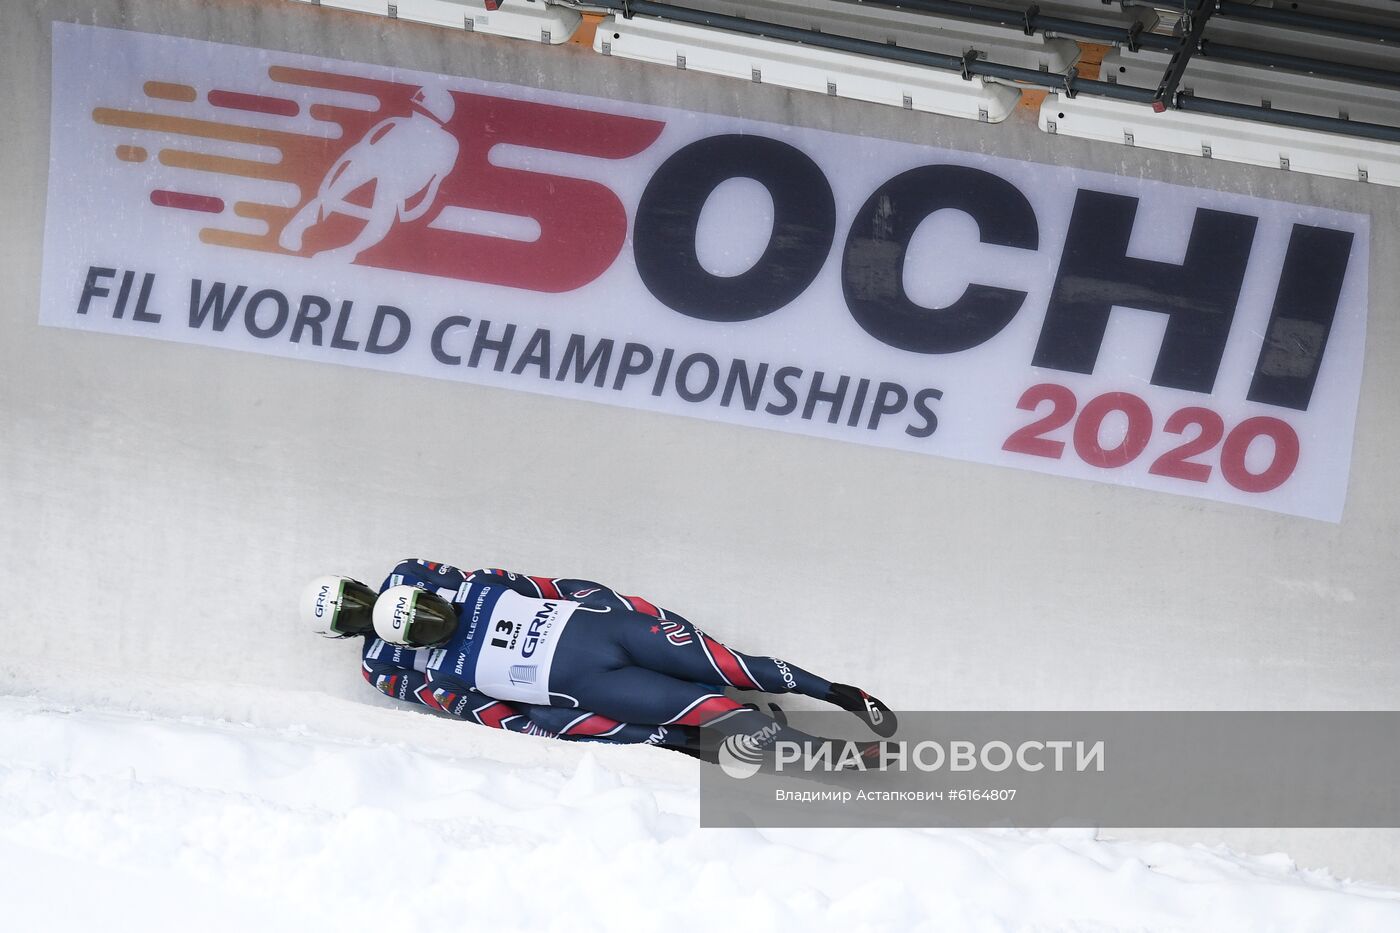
277,84,459,264
47,25,1369,521
93,65,664,291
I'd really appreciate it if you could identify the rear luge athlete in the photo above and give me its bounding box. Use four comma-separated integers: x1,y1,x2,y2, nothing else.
301,559,895,760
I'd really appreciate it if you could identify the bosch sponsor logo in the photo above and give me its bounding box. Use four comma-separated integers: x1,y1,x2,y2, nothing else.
773,659,798,691
520,601,557,659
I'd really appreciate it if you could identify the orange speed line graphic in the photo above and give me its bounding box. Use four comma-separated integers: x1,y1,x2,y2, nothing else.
94,65,414,254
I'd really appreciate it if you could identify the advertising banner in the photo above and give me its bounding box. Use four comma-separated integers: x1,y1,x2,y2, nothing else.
41,23,1371,520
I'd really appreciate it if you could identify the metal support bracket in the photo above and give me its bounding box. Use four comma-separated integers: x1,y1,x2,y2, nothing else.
1125,21,1143,53
1022,4,1040,37
1152,0,1213,112
1062,65,1079,99
959,49,981,81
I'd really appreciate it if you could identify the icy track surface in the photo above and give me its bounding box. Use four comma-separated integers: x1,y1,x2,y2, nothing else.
3,696,1399,932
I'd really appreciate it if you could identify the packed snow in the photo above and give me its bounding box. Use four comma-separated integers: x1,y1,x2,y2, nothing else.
2,691,1399,932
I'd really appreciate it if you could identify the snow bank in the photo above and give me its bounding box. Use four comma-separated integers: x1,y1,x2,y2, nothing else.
2,694,1397,932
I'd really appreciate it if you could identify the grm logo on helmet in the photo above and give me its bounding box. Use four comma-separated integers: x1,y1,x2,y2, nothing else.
391,593,411,630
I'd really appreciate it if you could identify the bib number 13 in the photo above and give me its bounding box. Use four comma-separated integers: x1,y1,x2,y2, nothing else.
490,618,514,650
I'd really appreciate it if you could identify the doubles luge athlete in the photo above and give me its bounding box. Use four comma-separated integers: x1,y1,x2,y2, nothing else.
301,559,895,760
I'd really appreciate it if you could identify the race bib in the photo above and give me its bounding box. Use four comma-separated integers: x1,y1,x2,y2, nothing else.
472,590,577,705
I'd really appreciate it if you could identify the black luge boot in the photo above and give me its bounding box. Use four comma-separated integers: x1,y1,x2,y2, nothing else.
825,683,898,738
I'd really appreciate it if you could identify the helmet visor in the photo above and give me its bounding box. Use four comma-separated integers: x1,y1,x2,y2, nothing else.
404,590,458,646
331,579,378,636
375,586,459,647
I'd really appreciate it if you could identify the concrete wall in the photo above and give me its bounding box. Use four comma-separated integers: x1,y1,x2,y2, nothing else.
2,0,1397,883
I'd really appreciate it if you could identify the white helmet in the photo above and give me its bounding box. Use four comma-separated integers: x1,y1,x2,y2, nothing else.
301,575,378,638
374,584,460,648
410,85,456,124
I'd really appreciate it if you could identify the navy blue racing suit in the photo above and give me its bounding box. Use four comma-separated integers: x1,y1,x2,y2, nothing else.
362,559,833,750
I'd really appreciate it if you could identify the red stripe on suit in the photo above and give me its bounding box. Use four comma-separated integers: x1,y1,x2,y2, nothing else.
563,714,624,737
415,684,444,711
702,635,760,690
675,695,743,726
475,701,513,729
531,576,562,599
